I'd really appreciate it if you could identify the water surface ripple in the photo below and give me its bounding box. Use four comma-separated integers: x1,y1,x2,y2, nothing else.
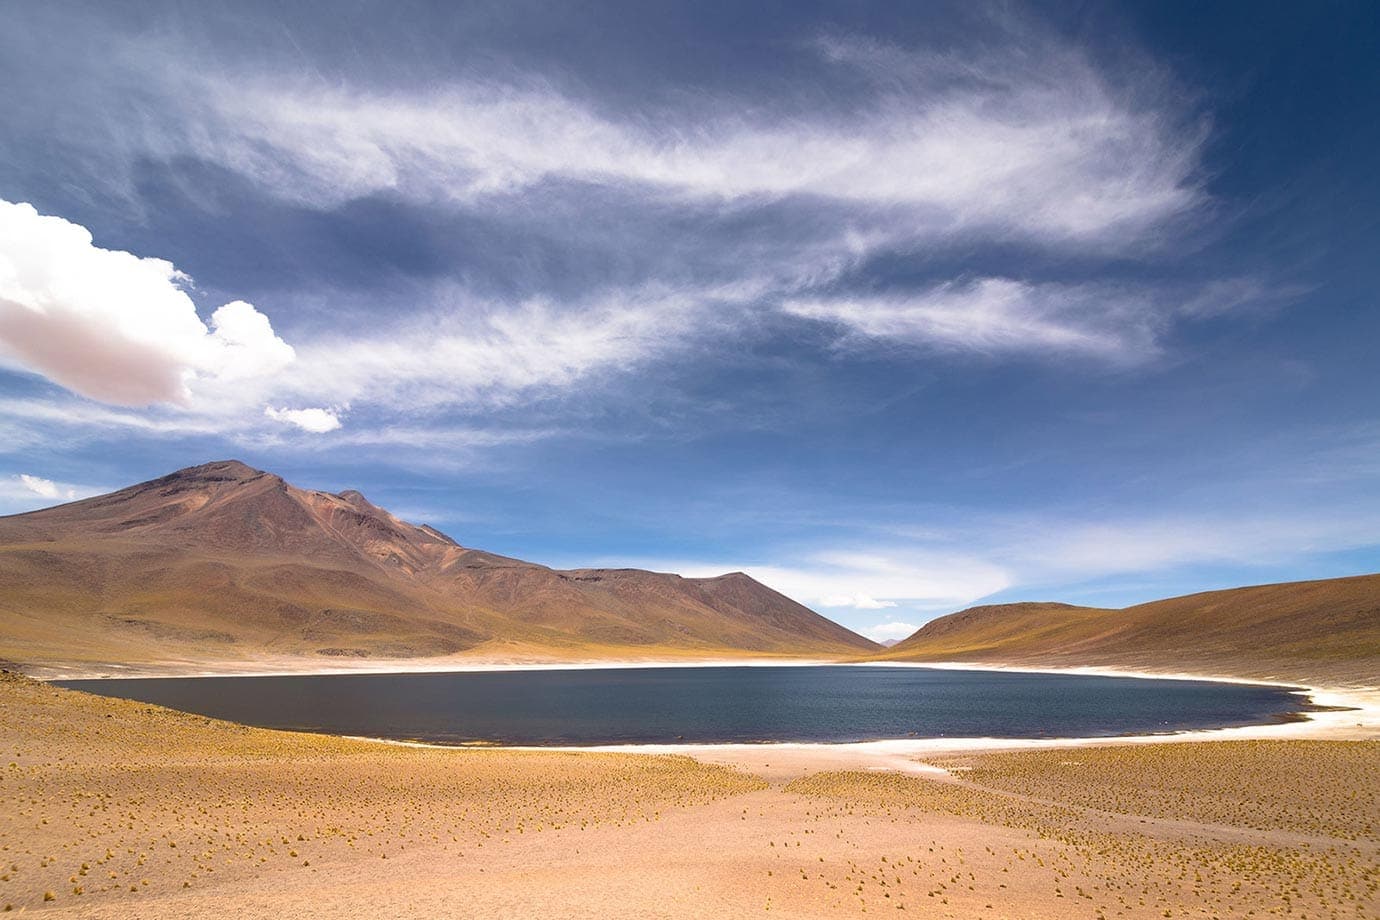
58,666,1303,746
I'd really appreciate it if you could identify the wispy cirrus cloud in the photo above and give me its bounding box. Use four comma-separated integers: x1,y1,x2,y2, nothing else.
0,201,722,440
121,30,1204,254
0,7,1238,458
784,278,1163,362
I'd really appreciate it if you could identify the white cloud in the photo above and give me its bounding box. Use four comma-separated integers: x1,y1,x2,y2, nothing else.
612,549,1012,614
18,474,74,501
264,406,342,433
279,286,709,412
0,199,295,407
819,594,898,610
0,279,704,448
43,20,1197,261
178,54,1196,248
0,473,102,513
0,22,1226,455
783,278,1161,361
862,621,921,642
1014,512,1380,578
1176,276,1307,319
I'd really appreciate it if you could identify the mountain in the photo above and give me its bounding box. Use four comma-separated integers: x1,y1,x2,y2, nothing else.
877,577,1380,685
0,461,877,672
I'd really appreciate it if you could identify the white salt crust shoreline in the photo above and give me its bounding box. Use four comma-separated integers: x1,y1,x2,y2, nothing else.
25,655,839,680
32,657,1379,767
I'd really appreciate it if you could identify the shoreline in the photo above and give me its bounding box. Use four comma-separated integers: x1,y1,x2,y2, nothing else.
36,657,1375,774
24,655,839,681
351,680,1376,777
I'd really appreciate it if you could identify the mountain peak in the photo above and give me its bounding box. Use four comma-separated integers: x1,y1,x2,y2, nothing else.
0,460,881,662
336,489,375,509
165,459,268,484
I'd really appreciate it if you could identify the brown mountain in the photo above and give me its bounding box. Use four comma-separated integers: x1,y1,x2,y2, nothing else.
876,576,1380,685
0,460,877,672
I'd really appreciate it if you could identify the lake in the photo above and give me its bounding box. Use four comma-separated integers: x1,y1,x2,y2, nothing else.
56,665,1306,745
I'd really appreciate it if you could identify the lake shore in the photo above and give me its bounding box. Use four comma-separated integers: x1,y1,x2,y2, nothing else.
35,655,1378,775
19,653,840,681
363,663,1378,779
2,669,1375,918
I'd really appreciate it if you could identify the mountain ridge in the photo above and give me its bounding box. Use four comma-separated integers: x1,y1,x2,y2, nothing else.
876,575,1380,686
0,460,878,672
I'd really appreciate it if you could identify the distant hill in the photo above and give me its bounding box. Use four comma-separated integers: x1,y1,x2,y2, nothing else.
0,461,877,672
877,578,1380,686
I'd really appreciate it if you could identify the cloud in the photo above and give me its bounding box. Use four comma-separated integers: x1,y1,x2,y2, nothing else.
167,39,1199,251
12,15,1202,260
0,200,295,407
1014,512,1380,578
279,285,714,412
0,278,706,449
18,474,75,501
264,406,342,433
0,472,102,513
862,621,920,642
819,594,898,610
1176,276,1308,319
0,14,1234,461
616,550,1012,614
783,278,1162,361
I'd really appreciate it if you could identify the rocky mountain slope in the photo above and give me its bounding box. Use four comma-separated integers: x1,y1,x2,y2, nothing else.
0,461,877,671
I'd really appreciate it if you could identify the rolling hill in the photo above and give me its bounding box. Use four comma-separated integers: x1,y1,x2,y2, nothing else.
0,460,877,673
877,577,1380,685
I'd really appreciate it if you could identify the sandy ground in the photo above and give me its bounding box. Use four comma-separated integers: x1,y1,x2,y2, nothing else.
3,670,1378,918
15,654,840,681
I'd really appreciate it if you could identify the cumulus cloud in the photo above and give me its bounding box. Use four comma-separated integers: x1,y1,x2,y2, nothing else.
264,406,342,433
0,472,102,513
18,473,75,501
783,278,1162,361
0,199,295,407
0,14,1234,455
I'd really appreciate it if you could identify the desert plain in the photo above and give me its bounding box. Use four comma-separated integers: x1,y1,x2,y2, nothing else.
2,668,1377,918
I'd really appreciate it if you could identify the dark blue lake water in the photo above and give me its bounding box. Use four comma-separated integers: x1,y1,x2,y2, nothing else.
57,666,1303,746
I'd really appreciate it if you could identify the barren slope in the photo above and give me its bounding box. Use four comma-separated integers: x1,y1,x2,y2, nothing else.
878,575,1380,685
0,461,876,670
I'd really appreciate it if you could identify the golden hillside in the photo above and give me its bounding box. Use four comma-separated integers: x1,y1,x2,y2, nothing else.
0,461,877,671
878,575,1380,685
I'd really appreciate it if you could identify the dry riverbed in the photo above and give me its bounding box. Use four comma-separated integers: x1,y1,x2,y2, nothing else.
1,671,1376,918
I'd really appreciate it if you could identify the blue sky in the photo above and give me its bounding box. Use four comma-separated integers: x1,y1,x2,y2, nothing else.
1,1,1377,640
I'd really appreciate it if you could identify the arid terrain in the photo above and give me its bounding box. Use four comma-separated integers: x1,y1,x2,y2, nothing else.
0,461,876,675
4,464,1379,917
1,671,1376,918
879,576,1380,687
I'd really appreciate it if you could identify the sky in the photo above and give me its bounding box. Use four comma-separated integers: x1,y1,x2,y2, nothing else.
1,0,1377,641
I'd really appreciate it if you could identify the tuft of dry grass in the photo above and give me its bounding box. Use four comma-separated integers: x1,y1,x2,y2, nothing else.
878,573,1380,686
0,671,764,913
787,740,1380,919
